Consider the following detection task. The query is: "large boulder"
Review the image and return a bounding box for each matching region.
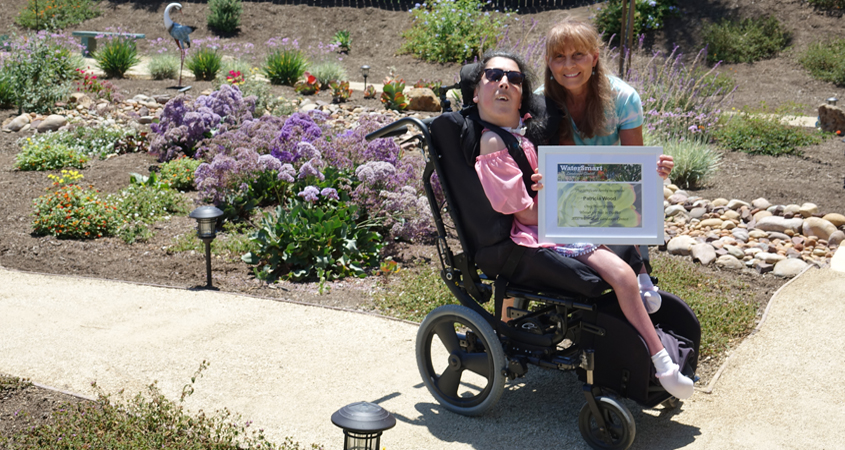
[803,217,837,241]
[36,115,67,133]
[3,114,31,132]
[406,88,440,112]
[818,103,845,134]
[756,216,804,234]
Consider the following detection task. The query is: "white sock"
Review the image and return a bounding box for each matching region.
[651,348,694,399]
[638,273,662,314]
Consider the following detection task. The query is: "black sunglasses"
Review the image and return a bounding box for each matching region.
[483,68,525,85]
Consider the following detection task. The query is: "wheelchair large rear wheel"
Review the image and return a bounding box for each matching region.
[578,396,636,450]
[416,304,506,416]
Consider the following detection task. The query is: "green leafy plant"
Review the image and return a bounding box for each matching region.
[399,0,513,63]
[15,0,100,30]
[308,60,347,88]
[32,180,120,239]
[242,198,383,282]
[380,77,408,111]
[294,71,320,95]
[644,133,721,189]
[94,35,141,78]
[332,29,350,53]
[3,31,81,114]
[186,46,222,81]
[702,16,790,64]
[806,0,845,9]
[363,84,377,99]
[594,0,680,42]
[17,125,147,163]
[712,105,825,156]
[264,47,308,86]
[799,38,845,86]
[207,0,242,34]
[159,156,202,191]
[329,80,352,103]
[0,71,14,108]
[148,52,180,80]
[15,136,88,171]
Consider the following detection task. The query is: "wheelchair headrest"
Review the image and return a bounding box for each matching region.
[459,63,480,109]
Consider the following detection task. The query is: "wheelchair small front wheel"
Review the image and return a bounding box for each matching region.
[578,396,636,450]
[416,304,506,416]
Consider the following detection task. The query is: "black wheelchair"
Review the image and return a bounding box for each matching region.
[365,81,700,450]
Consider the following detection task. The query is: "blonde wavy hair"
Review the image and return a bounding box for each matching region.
[544,18,614,141]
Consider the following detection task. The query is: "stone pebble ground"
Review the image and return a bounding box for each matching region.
[4,93,841,279]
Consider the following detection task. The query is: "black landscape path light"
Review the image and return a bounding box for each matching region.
[827,97,838,106]
[189,205,224,289]
[331,401,395,450]
[361,65,370,93]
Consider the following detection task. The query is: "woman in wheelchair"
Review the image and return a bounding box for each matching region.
[470,50,693,400]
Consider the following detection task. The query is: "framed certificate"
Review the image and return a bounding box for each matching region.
[537,145,664,245]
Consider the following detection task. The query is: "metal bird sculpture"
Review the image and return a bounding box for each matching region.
[164,2,196,88]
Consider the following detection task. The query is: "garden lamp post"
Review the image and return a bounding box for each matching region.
[361,65,370,93]
[331,402,395,450]
[189,205,224,289]
[827,97,838,106]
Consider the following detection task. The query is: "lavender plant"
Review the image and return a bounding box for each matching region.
[624,39,736,140]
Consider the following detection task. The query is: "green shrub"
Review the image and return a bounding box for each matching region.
[242,198,383,282]
[15,0,100,30]
[712,105,824,156]
[186,47,222,81]
[264,48,308,85]
[94,35,141,78]
[399,0,513,63]
[702,16,789,64]
[32,183,120,239]
[15,136,88,171]
[806,0,845,9]
[160,156,202,191]
[0,71,13,107]
[799,38,845,86]
[148,52,180,80]
[112,183,187,224]
[644,133,721,189]
[18,125,147,162]
[595,0,679,42]
[332,30,350,53]
[308,60,347,88]
[0,363,323,450]
[651,252,756,358]
[3,31,81,114]
[207,0,242,34]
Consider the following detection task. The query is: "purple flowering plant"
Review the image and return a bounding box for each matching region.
[150,85,256,162]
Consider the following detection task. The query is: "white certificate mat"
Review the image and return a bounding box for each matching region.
[537,145,663,245]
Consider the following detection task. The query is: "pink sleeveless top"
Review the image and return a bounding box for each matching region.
[474,131,597,257]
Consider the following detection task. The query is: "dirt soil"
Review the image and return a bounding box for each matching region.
[1,0,844,438]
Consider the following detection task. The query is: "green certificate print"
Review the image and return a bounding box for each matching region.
[557,183,643,228]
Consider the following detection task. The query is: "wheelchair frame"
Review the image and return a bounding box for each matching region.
[366,115,699,450]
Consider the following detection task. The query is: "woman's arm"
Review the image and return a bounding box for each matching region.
[620,126,674,180]
[513,170,543,225]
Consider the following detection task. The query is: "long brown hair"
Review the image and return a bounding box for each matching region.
[544,18,613,140]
